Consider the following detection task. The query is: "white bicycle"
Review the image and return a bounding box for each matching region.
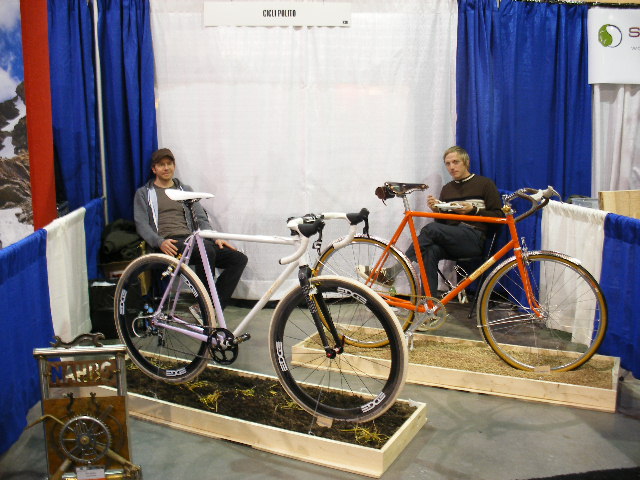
[115,190,408,423]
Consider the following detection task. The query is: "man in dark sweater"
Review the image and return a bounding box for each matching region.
[403,145,502,297]
[133,148,247,309]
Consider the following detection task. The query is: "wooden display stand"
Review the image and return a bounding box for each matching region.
[599,189,640,219]
[104,365,427,478]
[32,336,141,480]
[293,335,620,413]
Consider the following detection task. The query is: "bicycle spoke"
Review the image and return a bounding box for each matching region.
[314,236,419,344]
[478,253,607,371]
[270,276,407,423]
[115,254,214,383]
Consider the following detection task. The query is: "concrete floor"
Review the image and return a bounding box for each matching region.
[2,303,640,480]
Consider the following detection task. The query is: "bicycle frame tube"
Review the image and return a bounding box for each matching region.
[154,235,197,316]
[198,229,303,335]
[367,208,542,314]
[151,229,303,344]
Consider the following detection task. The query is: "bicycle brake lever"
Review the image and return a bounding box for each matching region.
[543,186,561,201]
[313,239,322,255]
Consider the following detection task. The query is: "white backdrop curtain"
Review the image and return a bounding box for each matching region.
[150,0,458,299]
[592,84,640,195]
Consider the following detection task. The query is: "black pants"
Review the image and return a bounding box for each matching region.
[405,222,484,296]
[170,236,248,310]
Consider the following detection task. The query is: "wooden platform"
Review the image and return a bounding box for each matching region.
[105,366,427,478]
[293,334,620,413]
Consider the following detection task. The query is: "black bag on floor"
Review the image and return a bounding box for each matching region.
[89,280,144,339]
[101,219,144,263]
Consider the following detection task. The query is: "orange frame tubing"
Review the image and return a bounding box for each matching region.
[365,208,540,315]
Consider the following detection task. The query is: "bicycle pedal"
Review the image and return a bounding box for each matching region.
[406,331,415,351]
[233,333,251,345]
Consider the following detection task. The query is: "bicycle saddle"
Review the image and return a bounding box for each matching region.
[375,182,428,201]
[165,189,214,202]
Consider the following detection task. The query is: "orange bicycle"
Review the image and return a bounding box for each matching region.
[314,183,607,372]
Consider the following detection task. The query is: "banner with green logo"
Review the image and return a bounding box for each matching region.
[588,8,640,84]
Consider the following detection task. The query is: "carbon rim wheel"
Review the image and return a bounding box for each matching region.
[114,253,215,383]
[269,276,408,423]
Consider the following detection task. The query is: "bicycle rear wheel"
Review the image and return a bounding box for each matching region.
[477,252,607,372]
[114,253,215,383]
[269,276,408,423]
[314,235,419,342]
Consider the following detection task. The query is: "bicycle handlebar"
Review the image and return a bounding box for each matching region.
[504,186,561,222]
[278,236,310,265]
[281,208,370,264]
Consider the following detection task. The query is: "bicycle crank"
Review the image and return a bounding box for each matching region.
[414,296,448,331]
[208,328,243,365]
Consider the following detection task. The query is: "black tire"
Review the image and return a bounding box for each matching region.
[114,253,215,383]
[477,251,608,372]
[269,276,408,423]
[314,235,419,341]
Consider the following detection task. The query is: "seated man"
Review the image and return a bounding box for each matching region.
[133,148,248,310]
[367,146,502,298]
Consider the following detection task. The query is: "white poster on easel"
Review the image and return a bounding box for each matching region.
[588,8,640,84]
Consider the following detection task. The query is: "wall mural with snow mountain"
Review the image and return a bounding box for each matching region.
[0,1,32,248]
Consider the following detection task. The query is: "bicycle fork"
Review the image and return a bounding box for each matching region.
[298,266,344,358]
[507,220,543,317]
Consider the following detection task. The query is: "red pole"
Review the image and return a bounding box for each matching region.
[20,0,57,230]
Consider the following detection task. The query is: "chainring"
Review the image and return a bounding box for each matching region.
[414,296,448,330]
[208,328,238,365]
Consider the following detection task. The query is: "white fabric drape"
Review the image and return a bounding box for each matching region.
[150,0,458,299]
[592,84,640,195]
[44,207,91,341]
[541,200,606,281]
[541,200,606,345]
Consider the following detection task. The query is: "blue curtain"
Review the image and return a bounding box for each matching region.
[84,197,105,279]
[599,214,640,378]
[457,0,592,199]
[48,0,101,209]
[48,0,157,222]
[0,230,54,455]
[98,0,157,222]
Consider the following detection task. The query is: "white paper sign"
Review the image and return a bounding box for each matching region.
[204,1,351,27]
[588,8,640,84]
[76,466,106,480]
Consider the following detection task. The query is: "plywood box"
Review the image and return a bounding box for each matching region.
[102,366,427,478]
[294,335,620,413]
[599,190,640,219]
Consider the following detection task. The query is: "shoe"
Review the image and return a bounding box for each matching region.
[356,265,395,287]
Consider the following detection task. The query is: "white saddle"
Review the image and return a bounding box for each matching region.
[165,189,214,202]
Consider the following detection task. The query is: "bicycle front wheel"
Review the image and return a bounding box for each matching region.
[477,252,607,372]
[269,276,408,423]
[314,235,419,341]
[114,253,215,383]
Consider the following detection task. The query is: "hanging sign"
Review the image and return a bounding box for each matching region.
[588,8,640,84]
[203,1,351,27]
